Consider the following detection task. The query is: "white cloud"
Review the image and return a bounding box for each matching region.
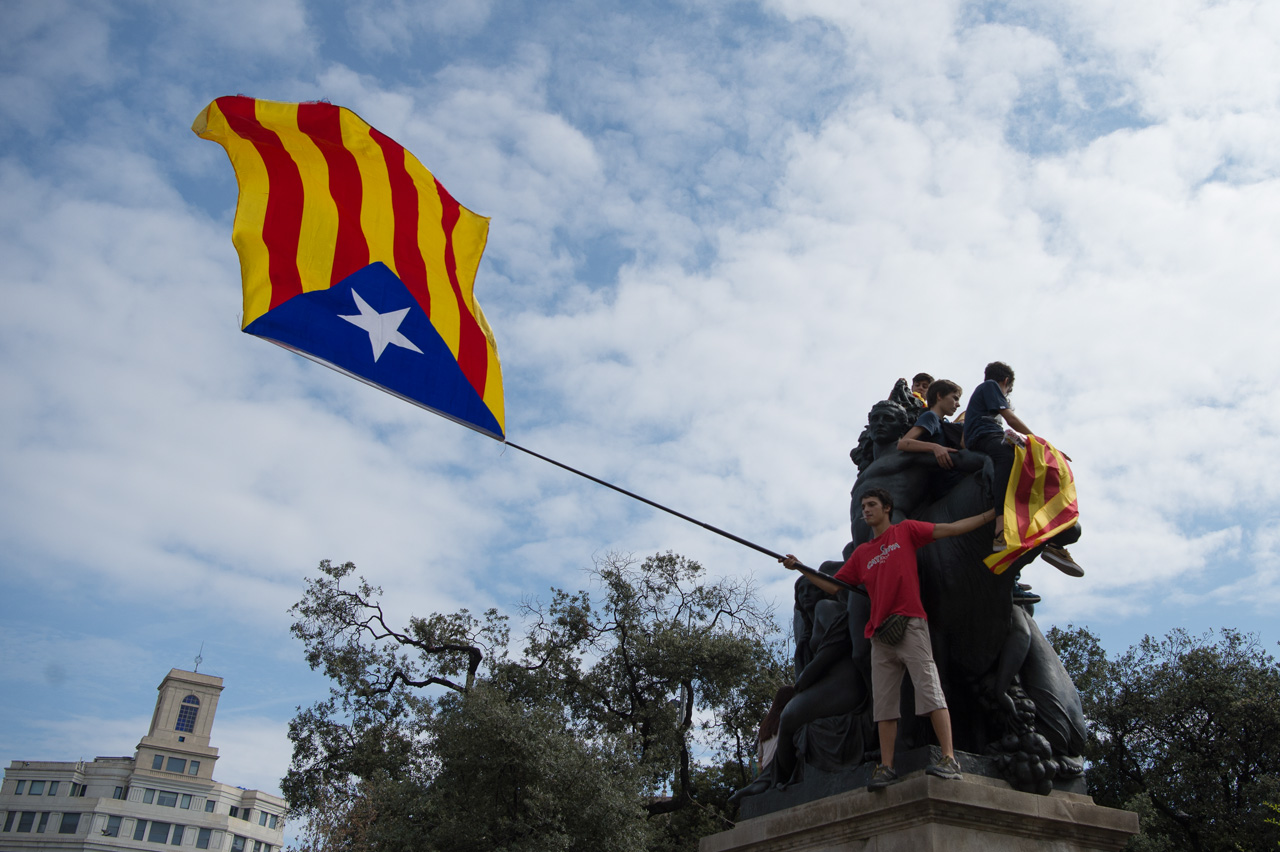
[208,715,291,797]
[342,0,495,54]
[0,1,114,134]
[161,0,316,64]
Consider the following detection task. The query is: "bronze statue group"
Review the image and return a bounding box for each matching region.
[738,362,1088,803]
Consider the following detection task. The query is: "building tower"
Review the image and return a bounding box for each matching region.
[0,669,285,852]
[136,670,223,782]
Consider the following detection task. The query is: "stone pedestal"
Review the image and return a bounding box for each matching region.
[701,773,1138,852]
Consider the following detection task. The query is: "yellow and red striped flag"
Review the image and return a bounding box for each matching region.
[193,96,505,439]
[985,435,1079,574]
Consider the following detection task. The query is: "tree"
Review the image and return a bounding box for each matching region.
[518,552,787,817]
[1049,625,1280,852]
[283,554,787,852]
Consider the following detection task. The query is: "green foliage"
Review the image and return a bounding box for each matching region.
[425,685,649,852]
[645,762,741,852]
[284,554,787,852]
[515,552,788,808]
[1048,625,1280,852]
[1265,801,1280,848]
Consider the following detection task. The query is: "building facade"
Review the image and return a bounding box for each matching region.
[0,669,286,852]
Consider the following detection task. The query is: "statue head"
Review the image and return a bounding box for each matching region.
[866,400,910,445]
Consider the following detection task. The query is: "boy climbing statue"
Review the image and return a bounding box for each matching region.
[963,361,1083,576]
[782,488,998,790]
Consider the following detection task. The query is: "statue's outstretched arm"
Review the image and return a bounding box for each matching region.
[949,450,994,474]
[795,643,849,692]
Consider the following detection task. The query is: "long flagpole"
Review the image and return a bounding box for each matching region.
[504,440,865,596]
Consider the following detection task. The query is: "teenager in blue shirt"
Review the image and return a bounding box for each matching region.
[963,362,1081,576]
[897,379,963,469]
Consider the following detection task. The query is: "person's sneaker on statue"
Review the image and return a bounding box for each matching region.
[1041,542,1084,577]
[868,764,900,791]
[926,754,963,781]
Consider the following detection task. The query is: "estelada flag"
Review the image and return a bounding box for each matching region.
[985,435,1079,574]
[193,96,505,440]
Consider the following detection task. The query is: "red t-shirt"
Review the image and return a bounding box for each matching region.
[834,520,936,638]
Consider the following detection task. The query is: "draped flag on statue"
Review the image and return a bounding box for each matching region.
[985,435,1079,574]
[193,96,505,439]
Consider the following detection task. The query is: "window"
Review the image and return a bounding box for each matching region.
[181,794,192,809]
[204,799,216,813]
[37,812,49,832]
[166,757,186,774]
[47,782,58,796]
[231,835,247,852]
[157,791,178,808]
[152,755,165,771]
[143,788,156,804]
[176,695,200,733]
[188,761,201,776]
[148,821,171,843]
[114,786,126,800]
[4,811,15,831]
[134,820,149,841]
[229,806,238,819]
[69,783,80,797]
[259,811,268,826]
[268,815,278,830]
[59,813,81,834]
[17,812,36,832]
[170,825,185,845]
[105,815,123,837]
[79,784,87,797]
[254,842,264,852]
[14,780,25,795]
[196,827,213,849]
[28,781,45,795]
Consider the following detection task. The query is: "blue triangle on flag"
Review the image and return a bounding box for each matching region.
[244,262,503,439]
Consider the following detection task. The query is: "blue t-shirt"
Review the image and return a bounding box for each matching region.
[963,379,1009,447]
[913,410,943,442]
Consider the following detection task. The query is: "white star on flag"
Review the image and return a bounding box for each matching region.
[339,289,424,362]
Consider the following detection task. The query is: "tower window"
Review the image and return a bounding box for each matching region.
[175,695,200,733]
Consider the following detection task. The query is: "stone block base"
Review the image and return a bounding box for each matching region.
[702,772,1138,852]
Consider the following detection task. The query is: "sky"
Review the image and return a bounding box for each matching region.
[3,0,1280,813]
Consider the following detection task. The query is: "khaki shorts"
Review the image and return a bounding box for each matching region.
[871,617,947,722]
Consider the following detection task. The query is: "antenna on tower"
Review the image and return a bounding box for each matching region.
[194,642,204,673]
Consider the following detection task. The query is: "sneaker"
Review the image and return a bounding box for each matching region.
[926,755,962,781]
[867,764,900,791]
[1012,586,1041,605]
[1042,544,1084,577]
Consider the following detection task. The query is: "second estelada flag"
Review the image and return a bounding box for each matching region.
[193,96,505,440]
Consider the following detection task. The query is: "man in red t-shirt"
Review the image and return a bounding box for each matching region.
[783,488,996,790]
